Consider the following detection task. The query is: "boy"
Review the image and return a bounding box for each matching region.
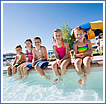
[32,37,49,79]
[7,45,26,76]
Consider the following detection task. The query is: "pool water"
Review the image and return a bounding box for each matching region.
[3,67,103,101]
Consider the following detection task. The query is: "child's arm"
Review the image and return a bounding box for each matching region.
[53,45,61,66]
[60,41,70,62]
[73,43,84,58]
[39,46,48,61]
[12,56,17,65]
[16,53,26,64]
[83,40,92,56]
[32,48,38,61]
[32,48,38,67]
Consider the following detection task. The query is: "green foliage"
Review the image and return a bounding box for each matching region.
[61,23,75,51]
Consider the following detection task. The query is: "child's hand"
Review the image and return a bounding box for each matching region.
[80,55,85,58]
[56,59,61,66]
[32,62,35,67]
[79,53,85,58]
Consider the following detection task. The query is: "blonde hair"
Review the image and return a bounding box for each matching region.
[52,29,62,43]
[74,27,85,33]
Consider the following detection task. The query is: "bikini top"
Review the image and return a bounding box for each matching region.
[76,39,88,53]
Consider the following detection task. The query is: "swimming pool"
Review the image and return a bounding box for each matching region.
[3,67,103,101]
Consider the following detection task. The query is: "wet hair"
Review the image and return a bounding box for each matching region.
[25,39,32,43]
[15,45,22,49]
[74,27,85,33]
[33,37,41,42]
[52,29,62,43]
[24,39,33,48]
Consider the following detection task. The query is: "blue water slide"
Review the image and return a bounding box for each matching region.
[79,22,91,32]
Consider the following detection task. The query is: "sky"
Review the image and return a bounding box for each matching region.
[3,3,103,54]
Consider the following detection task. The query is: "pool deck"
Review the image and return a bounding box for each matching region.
[3,55,103,72]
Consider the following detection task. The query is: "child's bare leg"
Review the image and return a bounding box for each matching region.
[60,58,71,75]
[12,66,17,75]
[16,66,23,79]
[82,56,91,86]
[20,66,24,76]
[52,61,60,76]
[34,65,50,80]
[19,62,30,76]
[74,58,83,75]
[21,66,29,81]
[83,56,91,75]
[52,61,61,84]
[74,58,84,85]
[7,66,12,76]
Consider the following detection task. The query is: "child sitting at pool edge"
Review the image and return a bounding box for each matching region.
[73,27,92,88]
[16,39,33,80]
[31,37,49,79]
[7,45,26,76]
[52,29,71,84]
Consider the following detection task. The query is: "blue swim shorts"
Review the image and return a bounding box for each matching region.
[26,59,49,69]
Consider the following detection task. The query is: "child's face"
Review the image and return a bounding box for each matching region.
[15,48,22,54]
[74,30,85,41]
[33,39,41,47]
[53,32,62,42]
[25,41,32,48]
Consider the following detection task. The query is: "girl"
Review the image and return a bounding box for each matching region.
[16,39,33,80]
[52,29,71,84]
[73,27,92,88]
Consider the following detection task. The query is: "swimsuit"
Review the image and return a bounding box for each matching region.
[26,49,33,69]
[55,41,70,59]
[26,50,33,62]
[26,59,49,69]
[77,39,88,53]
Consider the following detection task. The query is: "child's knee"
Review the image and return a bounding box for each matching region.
[17,66,20,70]
[52,62,57,69]
[83,57,91,64]
[23,66,28,71]
[34,65,39,70]
[75,59,82,66]
[61,64,66,69]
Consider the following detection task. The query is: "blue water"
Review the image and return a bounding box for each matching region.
[3,67,103,101]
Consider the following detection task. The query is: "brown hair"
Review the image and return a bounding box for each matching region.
[24,39,33,48]
[33,37,41,42]
[25,39,32,43]
[15,45,22,49]
[52,29,62,42]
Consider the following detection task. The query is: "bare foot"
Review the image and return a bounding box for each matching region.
[78,79,82,84]
[52,79,58,85]
[15,76,22,80]
[52,78,63,85]
[21,76,28,82]
[45,75,50,80]
[81,84,86,88]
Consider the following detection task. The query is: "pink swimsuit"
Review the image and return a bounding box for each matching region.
[26,50,33,62]
[55,41,70,59]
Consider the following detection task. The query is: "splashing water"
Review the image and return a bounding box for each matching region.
[3,67,103,101]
